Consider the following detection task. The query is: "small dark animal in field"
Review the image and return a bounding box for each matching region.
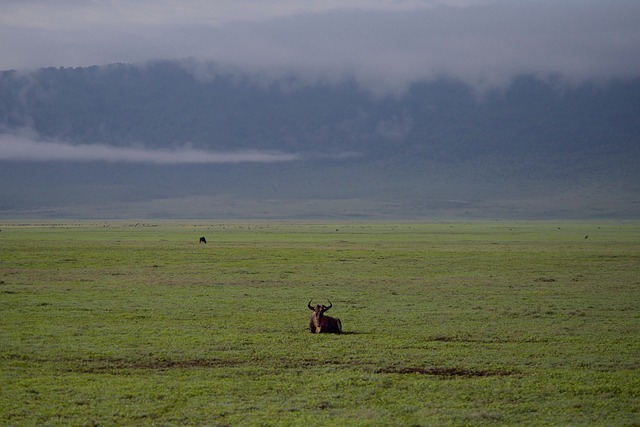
[308,300,342,334]
[199,236,207,244]
[584,235,589,239]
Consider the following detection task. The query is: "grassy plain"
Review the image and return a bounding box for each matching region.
[1,221,639,426]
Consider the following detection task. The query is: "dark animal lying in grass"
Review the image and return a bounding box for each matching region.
[308,300,342,334]
[199,237,207,244]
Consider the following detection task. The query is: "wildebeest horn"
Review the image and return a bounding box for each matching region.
[325,300,332,311]
[308,300,314,310]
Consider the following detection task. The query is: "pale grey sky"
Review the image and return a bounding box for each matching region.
[2,0,639,163]
[2,0,639,93]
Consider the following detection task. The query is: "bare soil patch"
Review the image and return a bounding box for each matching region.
[378,366,515,377]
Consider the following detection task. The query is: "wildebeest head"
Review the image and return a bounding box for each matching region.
[308,300,342,334]
[308,300,332,314]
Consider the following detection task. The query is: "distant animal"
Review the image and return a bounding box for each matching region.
[199,236,207,244]
[308,300,342,334]
[584,235,589,239]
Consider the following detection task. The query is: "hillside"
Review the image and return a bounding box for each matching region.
[1,61,639,219]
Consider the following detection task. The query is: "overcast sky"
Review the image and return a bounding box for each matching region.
[1,0,639,163]
[2,0,639,94]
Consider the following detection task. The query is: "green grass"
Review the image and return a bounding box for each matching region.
[1,221,639,425]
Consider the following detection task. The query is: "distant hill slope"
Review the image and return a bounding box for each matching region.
[1,61,638,219]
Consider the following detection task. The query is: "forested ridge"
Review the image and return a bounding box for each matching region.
[1,61,638,219]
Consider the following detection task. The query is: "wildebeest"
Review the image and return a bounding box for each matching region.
[199,236,207,244]
[308,300,342,334]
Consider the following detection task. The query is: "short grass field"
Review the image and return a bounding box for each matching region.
[1,221,639,426]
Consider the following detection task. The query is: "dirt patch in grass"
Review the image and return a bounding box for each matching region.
[428,335,547,343]
[73,358,243,373]
[378,366,515,378]
[6,354,241,373]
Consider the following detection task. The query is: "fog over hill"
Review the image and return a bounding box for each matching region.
[0,61,639,219]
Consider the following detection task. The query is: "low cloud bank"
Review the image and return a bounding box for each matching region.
[0,133,299,164]
[2,1,639,95]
